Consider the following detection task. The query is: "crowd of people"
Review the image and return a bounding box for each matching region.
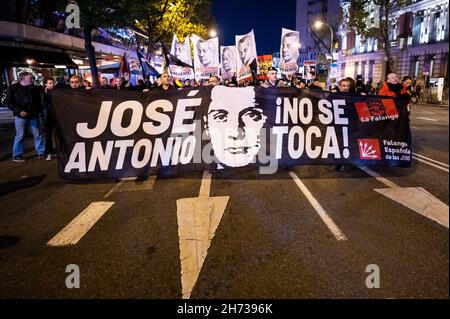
[5,68,417,163]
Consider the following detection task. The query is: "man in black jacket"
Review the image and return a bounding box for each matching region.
[6,71,45,162]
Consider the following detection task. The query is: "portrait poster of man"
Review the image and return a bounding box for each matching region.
[235,30,258,82]
[220,46,237,80]
[303,60,316,80]
[170,34,194,80]
[192,34,220,80]
[280,28,300,75]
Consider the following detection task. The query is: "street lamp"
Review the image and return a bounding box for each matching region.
[313,20,336,86]
[313,20,334,55]
[209,29,217,38]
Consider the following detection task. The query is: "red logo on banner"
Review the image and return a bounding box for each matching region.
[357,139,381,160]
[355,99,398,121]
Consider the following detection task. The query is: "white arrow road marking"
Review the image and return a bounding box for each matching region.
[289,171,348,241]
[176,171,230,299]
[47,201,114,246]
[359,166,449,228]
[375,187,449,228]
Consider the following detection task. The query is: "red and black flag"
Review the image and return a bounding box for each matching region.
[355,99,399,120]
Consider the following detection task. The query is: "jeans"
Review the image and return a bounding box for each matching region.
[13,116,45,157]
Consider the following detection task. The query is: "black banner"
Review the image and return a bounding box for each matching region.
[51,87,412,181]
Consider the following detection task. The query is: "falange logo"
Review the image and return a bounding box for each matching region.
[357,139,381,160]
[354,99,399,122]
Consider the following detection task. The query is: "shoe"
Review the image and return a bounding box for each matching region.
[38,154,45,160]
[12,155,25,162]
[45,154,52,161]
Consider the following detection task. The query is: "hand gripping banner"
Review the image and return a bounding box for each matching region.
[51,87,412,181]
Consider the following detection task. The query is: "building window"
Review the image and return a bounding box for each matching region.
[368,60,374,80]
[420,12,430,44]
[361,61,366,80]
[414,58,420,78]
[341,34,347,50]
[341,63,346,78]
[354,62,359,78]
[389,21,398,41]
[430,57,435,77]
[412,14,424,46]
[433,11,440,42]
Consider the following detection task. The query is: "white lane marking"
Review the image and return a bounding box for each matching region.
[410,126,420,130]
[47,201,114,246]
[413,156,449,173]
[139,175,157,190]
[418,110,434,114]
[177,170,229,299]
[116,175,157,192]
[103,181,124,198]
[416,117,438,122]
[413,153,449,168]
[289,171,347,241]
[358,166,449,228]
[358,166,398,188]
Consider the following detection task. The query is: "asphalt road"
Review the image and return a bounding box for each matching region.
[0,103,448,299]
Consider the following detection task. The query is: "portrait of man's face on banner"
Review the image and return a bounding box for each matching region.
[197,39,215,67]
[205,86,267,168]
[303,62,316,80]
[281,32,300,64]
[221,47,236,74]
[173,40,190,63]
[238,35,255,66]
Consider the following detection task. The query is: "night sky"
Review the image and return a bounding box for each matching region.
[211,0,297,55]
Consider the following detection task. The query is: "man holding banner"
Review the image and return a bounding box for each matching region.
[260,66,285,88]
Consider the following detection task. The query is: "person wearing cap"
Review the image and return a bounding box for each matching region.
[260,67,285,88]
